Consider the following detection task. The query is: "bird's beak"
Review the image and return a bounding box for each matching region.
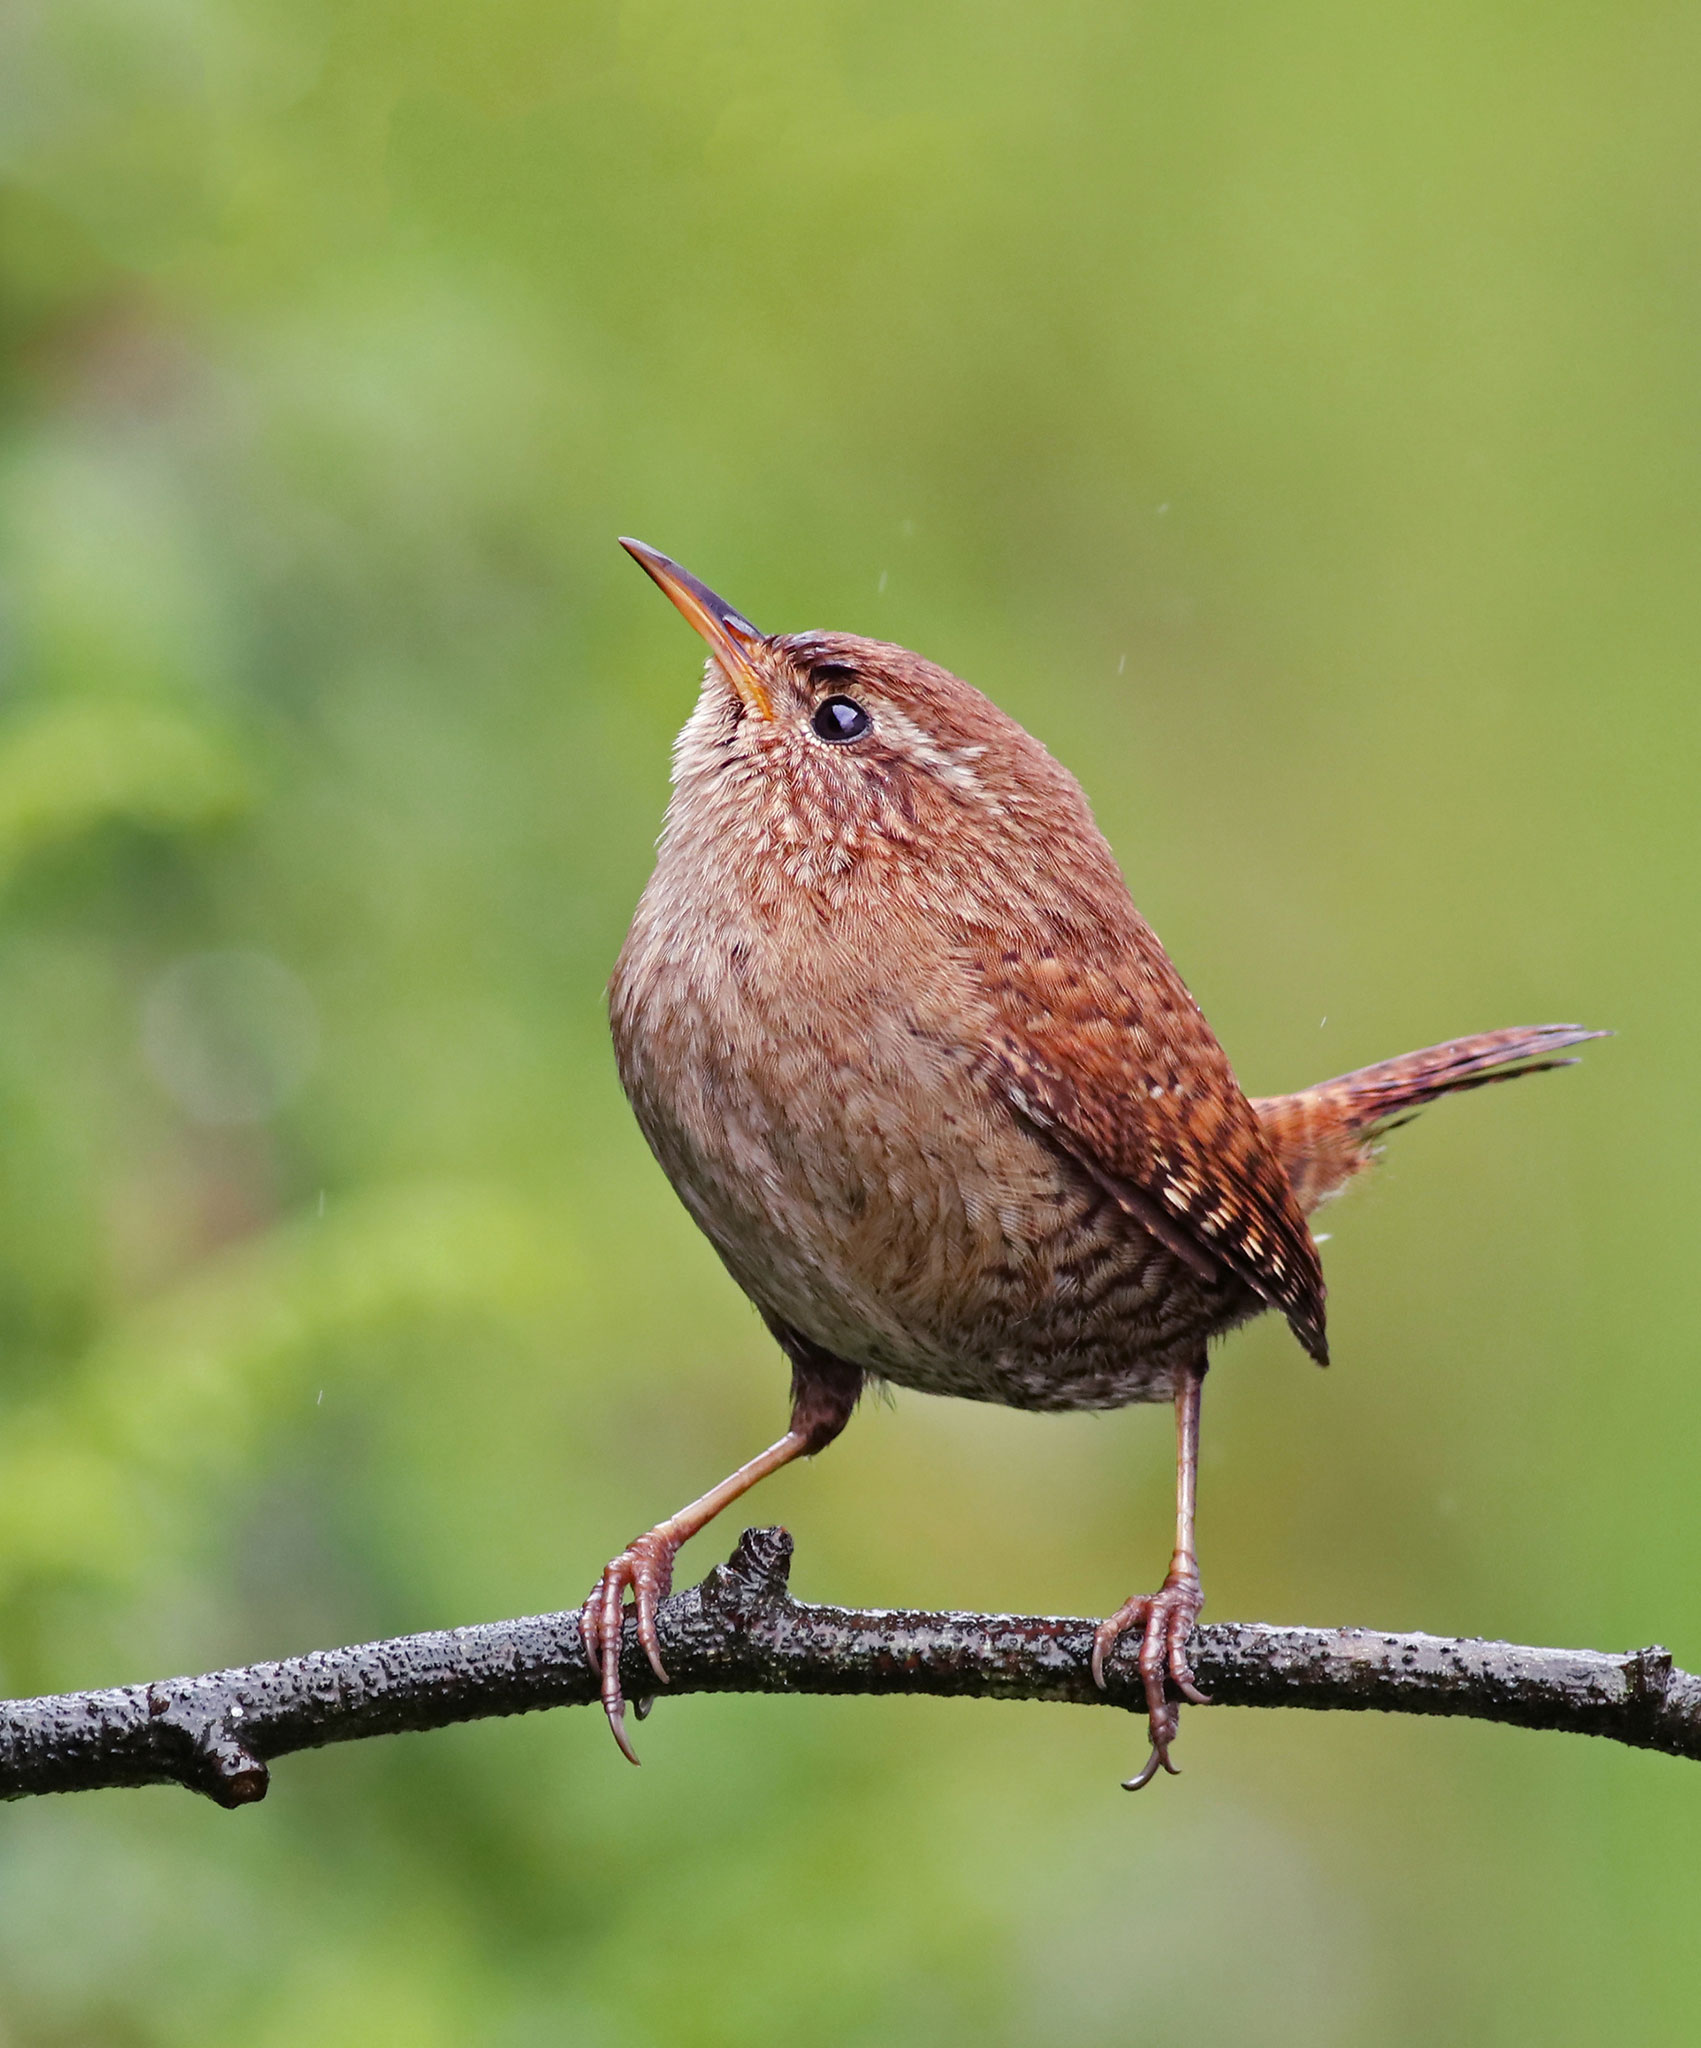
[620,538,774,721]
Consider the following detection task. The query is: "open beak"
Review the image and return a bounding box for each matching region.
[620,538,774,720]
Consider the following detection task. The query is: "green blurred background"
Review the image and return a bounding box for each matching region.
[0,1,1696,2040]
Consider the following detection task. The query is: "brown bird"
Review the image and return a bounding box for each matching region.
[586,539,1597,1786]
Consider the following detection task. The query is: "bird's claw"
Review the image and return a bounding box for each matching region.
[1091,1569,1208,1789]
[581,1527,680,1763]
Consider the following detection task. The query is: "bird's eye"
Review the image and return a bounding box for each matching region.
[811,695,871,744]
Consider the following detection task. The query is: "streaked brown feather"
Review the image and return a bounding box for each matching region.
[978,920,1330,1366]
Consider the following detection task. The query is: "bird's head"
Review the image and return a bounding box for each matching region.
[621,538,1100,904]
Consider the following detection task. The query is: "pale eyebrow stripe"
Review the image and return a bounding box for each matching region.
[874,704,988,797]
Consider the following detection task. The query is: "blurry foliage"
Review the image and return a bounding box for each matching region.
[0,0,1697,2042]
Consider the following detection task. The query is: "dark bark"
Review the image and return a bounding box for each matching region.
[0,1527,1693,1808]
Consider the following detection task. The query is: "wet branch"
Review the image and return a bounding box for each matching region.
[0,1527,1693,1807]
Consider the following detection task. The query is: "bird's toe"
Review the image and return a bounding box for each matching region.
[583,1528,682,1763]
[1096,1568,1206,1787]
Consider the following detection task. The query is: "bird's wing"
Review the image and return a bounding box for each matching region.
[974,919,1329,1364]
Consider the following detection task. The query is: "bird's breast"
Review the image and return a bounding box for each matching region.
[610,858,1236,1409]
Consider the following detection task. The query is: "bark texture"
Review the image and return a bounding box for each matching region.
[0,1527,1693,1808]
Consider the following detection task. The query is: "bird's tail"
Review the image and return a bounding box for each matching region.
[1251,1024,1604,1218]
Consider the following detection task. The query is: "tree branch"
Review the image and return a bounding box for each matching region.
[1,1527,1693,1806]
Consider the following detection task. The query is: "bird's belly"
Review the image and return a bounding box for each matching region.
[694,1136,1225,1410]
[615,955,1244,1411]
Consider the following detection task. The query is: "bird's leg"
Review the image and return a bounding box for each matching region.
[582,1344,860,1762]
[1091,1355,1211,1789]
[582,1429,810,1762]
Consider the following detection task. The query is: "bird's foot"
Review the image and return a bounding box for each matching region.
[1091,1566,1209,1790]
[580,1526,680,1763]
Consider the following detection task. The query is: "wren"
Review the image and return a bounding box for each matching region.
[584,538,1598,1786]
